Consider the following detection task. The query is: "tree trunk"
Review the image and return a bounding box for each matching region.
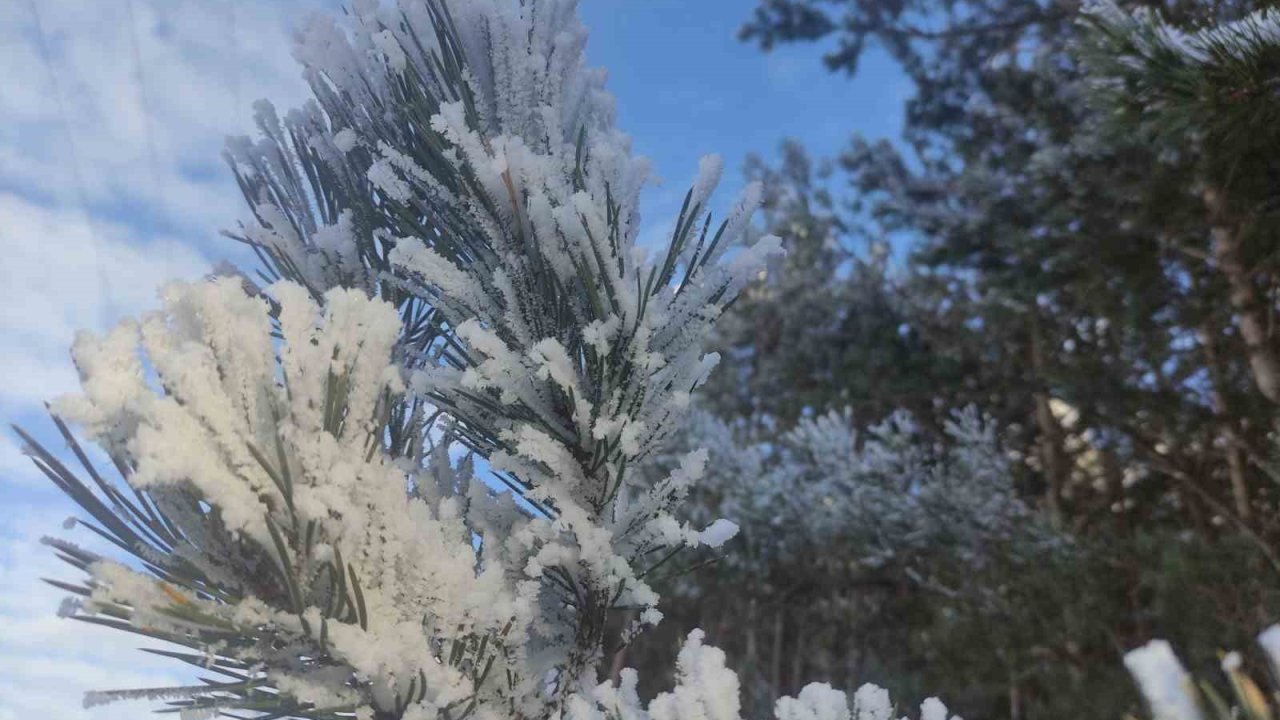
[770,609,784,699]
[790,614,804,697]
[1198,322,1252,522]
[1009,671,1023,720]
[1205,187,1280,403]
[1029,316,1067,529]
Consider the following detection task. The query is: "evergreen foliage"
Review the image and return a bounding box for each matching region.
[1081,1,1280,163]
[619,0,1280,717]
[15,1,1280,719]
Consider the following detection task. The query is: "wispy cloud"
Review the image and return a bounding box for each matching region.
[2,0,331,237]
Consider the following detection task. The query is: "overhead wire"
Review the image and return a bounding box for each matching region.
[124,0,167,226]
[24,0,119,323]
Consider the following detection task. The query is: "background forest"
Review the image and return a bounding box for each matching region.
[622,1,1280,719]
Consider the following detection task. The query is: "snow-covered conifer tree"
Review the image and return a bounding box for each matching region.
[22,2,967,719]
[672,407,1064,588]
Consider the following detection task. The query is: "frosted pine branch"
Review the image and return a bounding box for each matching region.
[1080,1,1280,151]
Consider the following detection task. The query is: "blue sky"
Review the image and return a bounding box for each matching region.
[0,1,907,716]
[578,0,908,219]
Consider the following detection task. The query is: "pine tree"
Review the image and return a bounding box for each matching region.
[628,406,1077,714]
[20,2,963,720]
[739,0,1280,538]
[1080,0,1280,407]
[699,142,974,431]
[1076,9,1280,719]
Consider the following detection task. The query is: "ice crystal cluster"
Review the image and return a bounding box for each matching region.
[26,1,965,719]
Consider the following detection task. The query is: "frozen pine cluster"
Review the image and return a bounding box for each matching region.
[26,1,967,719]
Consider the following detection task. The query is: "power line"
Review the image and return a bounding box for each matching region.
[227,0,245,121]
[124,0,166,223]
[24,0,118,323]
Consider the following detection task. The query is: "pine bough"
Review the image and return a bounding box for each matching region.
[1080,0,1280,148]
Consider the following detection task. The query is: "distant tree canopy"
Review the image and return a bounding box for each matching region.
[622,2,1280,719]
[735,0,1280,546]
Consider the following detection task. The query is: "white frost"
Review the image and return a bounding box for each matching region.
[1124,640,1202,720]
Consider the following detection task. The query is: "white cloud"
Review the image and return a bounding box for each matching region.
[1,0,334,239]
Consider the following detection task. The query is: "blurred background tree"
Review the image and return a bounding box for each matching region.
[626,1,1280,718]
